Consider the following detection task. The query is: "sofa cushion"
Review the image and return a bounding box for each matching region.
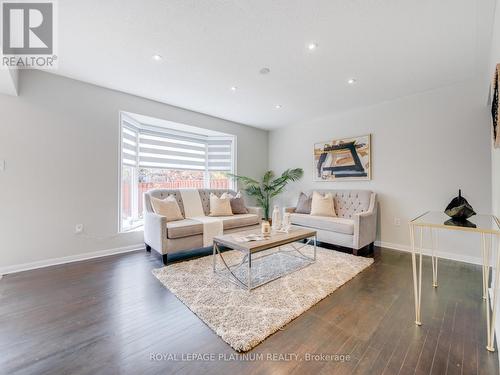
[219,214,260,230]
[310,191,337,217]
[146,190,186,217]
[295,192,312,214]
[167,219,203,239]
[166,214,259,239]
[150,195,184,222]
[209,193,234,216]
[226,191,249,214]
[290,213,354,235]
[198,189,238,216]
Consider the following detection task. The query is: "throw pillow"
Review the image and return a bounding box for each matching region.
[150,195,184,222]
[310,191,337,217]
[225,191,249,214]
[209,193,233,216]
[295,192,312,214]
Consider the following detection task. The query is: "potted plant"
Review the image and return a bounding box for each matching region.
[228,168,304,220]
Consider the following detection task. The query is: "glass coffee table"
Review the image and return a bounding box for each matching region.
[212,227,317,291]
[409,211,500,352]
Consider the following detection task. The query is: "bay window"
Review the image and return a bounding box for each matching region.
[120,114,235,231]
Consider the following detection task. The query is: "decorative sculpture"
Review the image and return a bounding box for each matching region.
[444,218,477,228]
[444,189,476,221]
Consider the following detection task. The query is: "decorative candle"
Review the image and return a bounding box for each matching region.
[261,221,271,236]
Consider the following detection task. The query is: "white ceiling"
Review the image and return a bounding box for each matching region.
[52,0,495,129]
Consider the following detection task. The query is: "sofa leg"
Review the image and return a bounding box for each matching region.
[145,243,151,252]
[162,254,168,265]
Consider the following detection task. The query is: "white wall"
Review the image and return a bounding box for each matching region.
[0,70,268,273]
[490,0,500,218]
[269,79,492,264]
[0,68,18,96]
[487,0,500,357]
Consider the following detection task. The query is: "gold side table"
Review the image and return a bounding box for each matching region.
[409,211,500,352]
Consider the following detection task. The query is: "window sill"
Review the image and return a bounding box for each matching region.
[120,225,144,233]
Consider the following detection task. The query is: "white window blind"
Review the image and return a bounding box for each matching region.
[139,131,207,170]
[121,120,234,172]
[121,123,139,166]
[207,139,233,171]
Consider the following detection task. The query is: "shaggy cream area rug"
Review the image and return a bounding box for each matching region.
[152,244,373,352]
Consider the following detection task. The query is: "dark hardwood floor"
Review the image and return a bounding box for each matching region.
[0,247,498,375]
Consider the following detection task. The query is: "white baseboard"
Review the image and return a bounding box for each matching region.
[375,240,482,266]
[0,244,145,276]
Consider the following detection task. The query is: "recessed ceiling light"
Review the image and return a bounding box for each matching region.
[274,104,282,109]
[260,67,271,75]
[230,86,237,91]
[347,78,357,85]
[308,42,318,50]
[152,54,163,61]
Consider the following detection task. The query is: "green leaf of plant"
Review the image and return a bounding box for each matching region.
[270,185,287,198]
[262,170,274,185]
[245,184,264,199]
[270,168,304,188]
[228,168,302,219]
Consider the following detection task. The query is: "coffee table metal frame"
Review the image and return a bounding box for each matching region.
[212,230,317,291]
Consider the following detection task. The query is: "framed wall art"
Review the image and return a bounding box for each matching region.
[313,134,371,181]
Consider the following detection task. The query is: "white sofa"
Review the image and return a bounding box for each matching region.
[285,190,377,255]
[143,189,262,264]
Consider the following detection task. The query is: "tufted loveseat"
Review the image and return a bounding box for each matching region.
[285,190,377,255]
[143,189,262,264]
